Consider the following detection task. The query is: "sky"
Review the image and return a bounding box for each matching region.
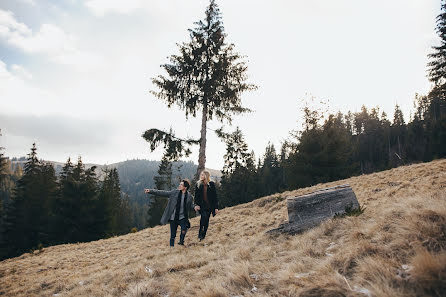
[0,0,441,170]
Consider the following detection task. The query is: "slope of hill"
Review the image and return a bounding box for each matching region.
[1,160,445,296]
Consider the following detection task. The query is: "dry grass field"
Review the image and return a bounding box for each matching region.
[1,159,445,297]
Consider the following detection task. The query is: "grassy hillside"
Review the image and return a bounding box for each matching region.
[1,159,445,297]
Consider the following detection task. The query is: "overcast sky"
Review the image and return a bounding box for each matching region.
[0,0,441,169]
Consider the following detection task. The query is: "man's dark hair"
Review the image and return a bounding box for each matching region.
[182,179,190,190]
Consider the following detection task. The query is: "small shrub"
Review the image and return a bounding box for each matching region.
[334,203,365,219]
[131,227,138,233]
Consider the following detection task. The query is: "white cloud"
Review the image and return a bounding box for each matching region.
[7,23,76,54]
[0,10,31,36]
[0,10,101,71]
[84,0,144,17]
[18,0,37,6]
[11,64,32,79]
[0,60,62,114]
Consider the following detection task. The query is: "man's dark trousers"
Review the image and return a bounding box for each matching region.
[170,218,188,246]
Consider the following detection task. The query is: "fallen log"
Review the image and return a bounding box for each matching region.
[267,184,360,234]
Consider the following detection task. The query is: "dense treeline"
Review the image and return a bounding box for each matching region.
[0,144,132,260]
[218,93,445,208]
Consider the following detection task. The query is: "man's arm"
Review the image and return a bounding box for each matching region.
[144,189,172,197]
[189,193,197,211]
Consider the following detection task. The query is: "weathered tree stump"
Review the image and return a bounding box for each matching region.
[267,184,360,234]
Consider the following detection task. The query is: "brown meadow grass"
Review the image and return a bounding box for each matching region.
[1,159,445,296]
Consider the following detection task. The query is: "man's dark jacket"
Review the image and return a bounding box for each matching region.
[194,181,218,216]
[148,189,195,225]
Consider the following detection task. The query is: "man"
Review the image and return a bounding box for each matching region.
[144,179,195,247]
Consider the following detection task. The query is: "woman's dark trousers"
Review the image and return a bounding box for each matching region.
[199,210,211,239]
[170,218,188,246]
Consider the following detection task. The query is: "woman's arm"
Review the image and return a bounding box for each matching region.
[211,182,218,207]
[211,182,219,213]
[194,184,202,207]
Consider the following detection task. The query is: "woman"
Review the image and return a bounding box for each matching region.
[144,179,195,247]
[194,170,218,241]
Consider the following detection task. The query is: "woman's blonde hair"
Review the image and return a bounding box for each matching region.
[197,170,211,186]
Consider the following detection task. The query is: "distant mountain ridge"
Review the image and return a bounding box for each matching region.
[10,158,222,181]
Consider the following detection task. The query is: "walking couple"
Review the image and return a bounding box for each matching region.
[144,170,218,247]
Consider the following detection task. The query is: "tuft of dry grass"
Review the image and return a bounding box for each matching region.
[0,159,445,296]
[410,250,446,296]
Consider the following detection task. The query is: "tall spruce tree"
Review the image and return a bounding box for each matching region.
[99,168,129,236]
[221,127,250,176]
[219,127,257,207]
[390,105,406,165]
[427,0,446,158]
[144,0,256,178]
[0,129,6,189]
[147,155,173,227]
[428,0,446,95]
[0,129,6,218]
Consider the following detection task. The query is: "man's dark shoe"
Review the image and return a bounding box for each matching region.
[178,241,184,245]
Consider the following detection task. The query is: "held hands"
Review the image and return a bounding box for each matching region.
[144,189,150,194]
[194,205,201,211]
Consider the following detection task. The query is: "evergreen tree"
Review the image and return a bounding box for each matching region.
[39,162,58,245]
[99,168,130,236]
[147,155,172,227]
[219,128,257,207]
[428,0,446,95]
[54,157,100,243]
[427,0,446,158]
[390,105,407,165]
[286,109,355,188]
[117,193,132,234]
[0,129,6,217]
[144,0,257,178]
[258,143,281,196]
[221,127,250,175]
[0,129,6,190]
[1,144,56,259]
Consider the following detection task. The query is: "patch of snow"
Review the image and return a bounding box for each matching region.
[396,264,413,280]
[401,264,412,271]
[326,242,336,251]
[294,272,314,278]
[249,273,259,281]
[353,285,372,297]
[145,266,153,274]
